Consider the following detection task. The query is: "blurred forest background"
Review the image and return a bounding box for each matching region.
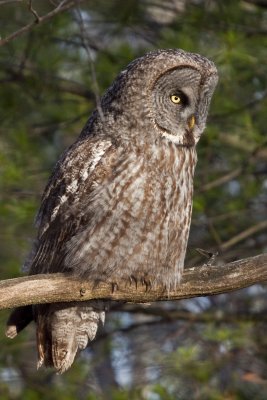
[0,0,267,399]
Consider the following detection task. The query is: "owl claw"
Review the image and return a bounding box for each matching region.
[111,282,119,293]
[142,278,152,292]
[129,275,138,290]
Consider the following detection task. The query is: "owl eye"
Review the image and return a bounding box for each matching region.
[170,95,181,104]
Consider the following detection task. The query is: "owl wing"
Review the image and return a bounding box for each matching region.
[6,136,116,341]
[24,136,116,275]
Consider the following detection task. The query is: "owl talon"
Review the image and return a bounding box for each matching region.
[145,279,152,292]
[129,275,138,290]
[111,282,119,293]
[141,277,152,292]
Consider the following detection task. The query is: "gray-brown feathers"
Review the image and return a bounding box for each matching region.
[35,301,105,374]
[7,49,218,373]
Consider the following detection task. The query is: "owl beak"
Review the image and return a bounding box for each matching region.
[187,115,195,131]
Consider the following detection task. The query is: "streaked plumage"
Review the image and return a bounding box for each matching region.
[6,49,218,373]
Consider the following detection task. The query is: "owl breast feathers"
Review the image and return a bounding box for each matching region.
[6,49,218,373]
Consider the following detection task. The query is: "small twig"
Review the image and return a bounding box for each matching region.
[220,220,267,251]
[1,62,94,99]
[218,133,267,159]
[195,248,219,267]
[197,167,242,193]
[0,0,23,4]
[0,0,86,47]
[197,136,267,194]
[75,6,105,121]
[212,89,267,120]
[28,0,40,22]
[207,218,223,247]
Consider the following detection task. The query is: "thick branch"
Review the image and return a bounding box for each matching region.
[0,253,266,310]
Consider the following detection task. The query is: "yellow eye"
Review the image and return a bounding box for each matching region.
[170,95,181,104]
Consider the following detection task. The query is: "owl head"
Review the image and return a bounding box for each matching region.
[99,49,218,147]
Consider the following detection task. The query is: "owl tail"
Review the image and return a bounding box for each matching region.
[35,301,106,374]
[6,302,105,374]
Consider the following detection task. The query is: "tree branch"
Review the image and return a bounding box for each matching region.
[122,305,267,323]
[196,167,242,193]
[0,60,95,100]
[0,253,266,310]
[0,0,86,47]
[220,221,267,251]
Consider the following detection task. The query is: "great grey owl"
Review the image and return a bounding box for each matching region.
[6,49,218,373]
